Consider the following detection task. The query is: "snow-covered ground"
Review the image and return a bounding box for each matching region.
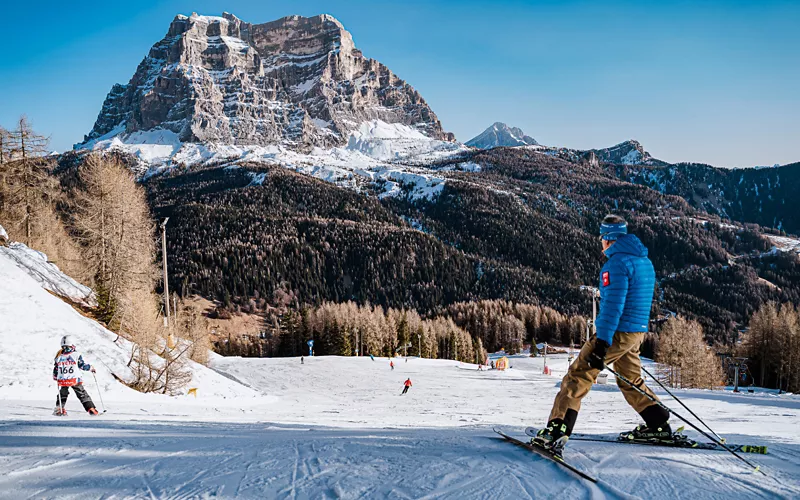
[1,237,800,498]
[77,120,470,201]
[0,241,96,308]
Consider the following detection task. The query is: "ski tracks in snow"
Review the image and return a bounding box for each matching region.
[0,420,799,498]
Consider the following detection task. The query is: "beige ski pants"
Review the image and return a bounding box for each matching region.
[549,332,660,421]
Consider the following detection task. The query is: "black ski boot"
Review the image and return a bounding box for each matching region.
[533,419,570,454]
[623,404,675,442]
[620,422,674,443]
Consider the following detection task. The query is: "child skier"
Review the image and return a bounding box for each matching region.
[402,378,412,395]
[53,335,99,416]
[390,360,395,370]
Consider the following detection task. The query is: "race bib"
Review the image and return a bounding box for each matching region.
[56,353,80,387]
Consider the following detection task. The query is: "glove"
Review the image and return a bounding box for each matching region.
[588,339,609,370]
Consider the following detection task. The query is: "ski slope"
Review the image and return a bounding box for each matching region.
[1,239,800,498]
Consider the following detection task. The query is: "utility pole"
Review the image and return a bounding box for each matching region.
[161,218,170,328]
[418,334,422,358]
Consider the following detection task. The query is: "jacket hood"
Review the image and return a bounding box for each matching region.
[604,233,648,258]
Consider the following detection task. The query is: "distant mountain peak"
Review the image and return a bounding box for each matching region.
[466,122,539,149]
[590,139,652,165]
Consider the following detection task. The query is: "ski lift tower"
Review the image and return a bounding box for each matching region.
[728,356,749,392]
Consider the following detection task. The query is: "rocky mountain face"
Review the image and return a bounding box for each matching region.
[589,140,660,165]
[466,122,538,149]
[78,12,453,150]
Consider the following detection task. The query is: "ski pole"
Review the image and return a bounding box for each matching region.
[57,383,64,416]
[93,372,106,413]
[640,365,726,443]
[604,364,765,475]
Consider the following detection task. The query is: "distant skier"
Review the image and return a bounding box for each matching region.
[533,215,669,452]
[390,360,395,370]
[301,356,304,365]
[370,354,375,361]
[401,378,412,395]
[478,364,484,371]
[53,335,99,416]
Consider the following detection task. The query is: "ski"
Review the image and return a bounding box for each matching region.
[524,428,767,455]
[572,433,767,454]
[493,428,598,483]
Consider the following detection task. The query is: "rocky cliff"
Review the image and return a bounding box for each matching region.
[79,12,454,150]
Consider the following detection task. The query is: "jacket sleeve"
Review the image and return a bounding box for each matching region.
[78,355,92,372]
[594,258,630,345]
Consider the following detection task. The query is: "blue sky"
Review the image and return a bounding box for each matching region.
[1,0,797,166]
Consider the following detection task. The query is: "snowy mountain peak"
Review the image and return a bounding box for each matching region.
[77,12,454,151]
[466,122,539,149]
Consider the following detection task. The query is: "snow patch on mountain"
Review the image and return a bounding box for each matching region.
[79,120,466,201]
[766,234,800,255]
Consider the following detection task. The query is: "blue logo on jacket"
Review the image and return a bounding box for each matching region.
[594,233,656,344]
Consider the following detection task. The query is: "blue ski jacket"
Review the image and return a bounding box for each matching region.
[594,233,656,344]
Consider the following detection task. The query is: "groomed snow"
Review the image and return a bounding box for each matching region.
[1,351,799,498]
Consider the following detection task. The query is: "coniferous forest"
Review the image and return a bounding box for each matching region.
[132,147,800,354]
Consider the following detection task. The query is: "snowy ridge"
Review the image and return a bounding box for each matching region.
[81,120,468,201]
[0,239,96,308]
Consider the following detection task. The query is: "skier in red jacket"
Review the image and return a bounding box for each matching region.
[402,378,412,395]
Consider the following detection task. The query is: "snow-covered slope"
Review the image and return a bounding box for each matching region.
[1,352,799,498]
[0,239,258,402]
[80,119,468,200]
[0,240,96,308]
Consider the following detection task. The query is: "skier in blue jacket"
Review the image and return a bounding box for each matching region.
[534,215,669,452]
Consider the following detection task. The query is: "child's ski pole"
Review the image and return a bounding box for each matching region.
[57,383,64,416]
[93,372,107,413]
